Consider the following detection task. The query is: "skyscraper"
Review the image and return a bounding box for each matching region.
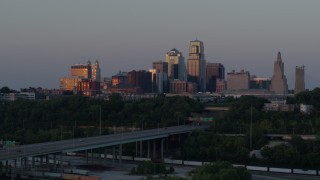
[270,52,288,95]
[295,66,305,94]
[92,60,101,82]
[206,63,225,92]
[152,61,168,93]
[165,49,187,81]
[187,40,206,92]
[71,60,92,79]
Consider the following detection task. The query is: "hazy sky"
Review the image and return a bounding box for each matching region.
[1,0,320,90]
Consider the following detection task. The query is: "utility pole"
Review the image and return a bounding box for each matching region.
[250,105,253,150]
[100,105,102,136]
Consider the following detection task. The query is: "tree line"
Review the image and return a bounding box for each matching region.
[0,94,203,144]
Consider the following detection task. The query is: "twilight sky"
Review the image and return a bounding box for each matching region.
[1,0,320,90]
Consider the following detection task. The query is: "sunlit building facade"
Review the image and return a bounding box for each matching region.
[187,40,206,92]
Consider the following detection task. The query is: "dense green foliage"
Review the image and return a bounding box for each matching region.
[0,94,203,144]
[191,161,251,180]
[261,136,320,169]
[131,161,174,175]
[182,89,320,169]
[183,131,249,163]
[216,90,320,137]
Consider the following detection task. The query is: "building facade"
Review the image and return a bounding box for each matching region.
[165,49,187,81]
[127,70,152,93]
[111,72,128,87]
[270,52,288,95]
[71,61,92,79]
[92,60,101,82]
[59,76,83,91]
[250,77,271,90]
[206,63,225,92]
[152,61,168,93]
[295,66,305,94]
[187,40,206,92]
[216,79,227,93]
[170,80,187,94]
[227,70,250,91]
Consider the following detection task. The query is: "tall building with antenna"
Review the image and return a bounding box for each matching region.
[270,52,288,95]
[295,65,305,94]
[187,40,206,92]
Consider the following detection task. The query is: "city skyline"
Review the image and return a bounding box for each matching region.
[1,1,320,90]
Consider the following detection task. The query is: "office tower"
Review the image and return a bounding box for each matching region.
[165,49,187,81]
[206,63,225,92]
[227,70,250,91]
[71,60,92,79]
[295,66,305,94]
[187,40,206,92]
[270,52,288,95]
[152,61,168,93]
[127,70,152,93]
[92,60,101,82]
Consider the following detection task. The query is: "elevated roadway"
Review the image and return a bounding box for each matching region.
[0,124,209,161]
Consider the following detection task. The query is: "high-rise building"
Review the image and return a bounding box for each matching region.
[295,66,305,94]
[227,70,250,91]
[270,52,288,95]
[127,70,152,93]
[206,63,225,92]
[92,60,101,82]
[165,49,187,81]
[152,61,168,93]
[71,61,92,79]
[187,40,206,92]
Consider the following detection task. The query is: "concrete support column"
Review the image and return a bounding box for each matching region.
[153,140,156,160]
[119,144,122,165]
[60,153,63,173]
[112,146,116,167]
[104,149,107,165]
[6,161,8,173]
[161,139,164,161]
[147,140,150,158]
[32,157,35,168]
[91,149,93,164]
[140,141,143,157]
[14,159,17,167]
[40,156,43,165]
[46,154,49,164]
[53,154,57,171]
[86,150,89,164]
[24,158,27,169]
[135,142,138,157]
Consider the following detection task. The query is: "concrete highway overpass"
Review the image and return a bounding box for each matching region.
[0,124,209,162]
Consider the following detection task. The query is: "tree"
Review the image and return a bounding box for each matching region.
[0,86,12,94]
[192,161,251,180]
